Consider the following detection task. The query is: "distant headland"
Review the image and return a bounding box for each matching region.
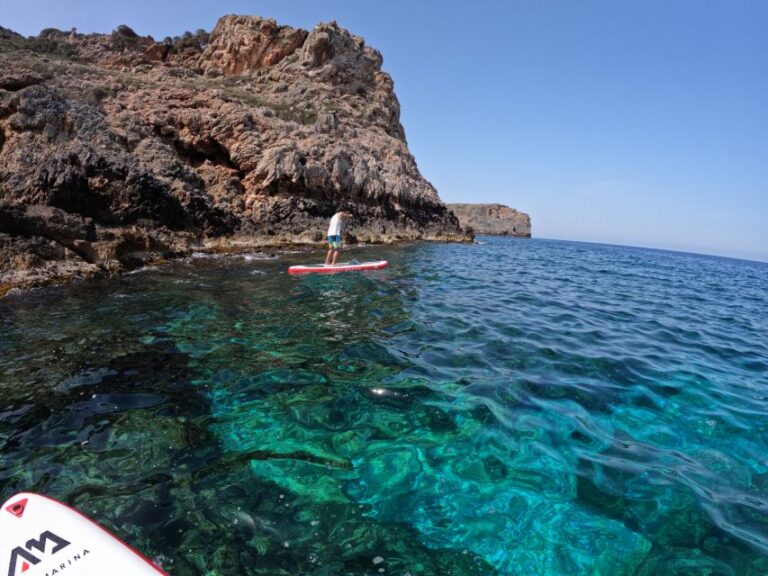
[448,204,531,237]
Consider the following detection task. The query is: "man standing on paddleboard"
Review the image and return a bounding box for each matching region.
[325,209,353,266]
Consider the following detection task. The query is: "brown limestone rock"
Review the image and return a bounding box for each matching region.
[0,15,469,291]
[144,42,172,62]
[197,16,308,76]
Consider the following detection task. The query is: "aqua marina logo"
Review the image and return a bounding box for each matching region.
[6,531,74,576]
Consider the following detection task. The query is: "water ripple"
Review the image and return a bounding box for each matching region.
[1,238,767,575]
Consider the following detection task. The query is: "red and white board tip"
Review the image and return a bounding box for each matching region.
[1,493,167,576]
[288,260,388,275]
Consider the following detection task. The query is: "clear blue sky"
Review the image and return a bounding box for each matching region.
[4,1,767,261]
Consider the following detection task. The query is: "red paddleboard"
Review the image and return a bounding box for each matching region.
[1,493,167,575]
[288,260,388,274]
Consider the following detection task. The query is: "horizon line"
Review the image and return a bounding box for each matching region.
[484,235,768,265]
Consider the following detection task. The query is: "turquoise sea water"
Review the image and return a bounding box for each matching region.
[1,237,767,575]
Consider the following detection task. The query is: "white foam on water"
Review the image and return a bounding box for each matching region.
[242,253,277,261]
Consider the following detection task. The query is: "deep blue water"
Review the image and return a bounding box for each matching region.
[1,237,767,575]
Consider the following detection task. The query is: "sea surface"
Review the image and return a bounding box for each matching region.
[1,237,767,575]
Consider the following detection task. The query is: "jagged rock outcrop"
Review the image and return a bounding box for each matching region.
[196,16,308,75]
[449,204,531,237]
[0,15,468,292]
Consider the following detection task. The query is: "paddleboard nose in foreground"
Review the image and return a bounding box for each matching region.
[1,492,168,575]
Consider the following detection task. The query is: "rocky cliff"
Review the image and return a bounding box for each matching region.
[0,17,468,291]
[449,204,531,237]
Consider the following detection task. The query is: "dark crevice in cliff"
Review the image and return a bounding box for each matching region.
[157,129,245,180]
[175,138,238,171]
[47,181,113,223]
[0,75,45,92]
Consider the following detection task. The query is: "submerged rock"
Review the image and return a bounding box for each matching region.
[0,15,469,291]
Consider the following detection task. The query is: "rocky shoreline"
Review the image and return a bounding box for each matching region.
[0,16,470,293]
